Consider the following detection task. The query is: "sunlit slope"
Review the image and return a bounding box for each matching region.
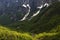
[0,26,60,40]
[0,26,33,40]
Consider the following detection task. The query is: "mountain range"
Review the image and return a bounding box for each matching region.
[0,1,60,40]
[0,0,59,25]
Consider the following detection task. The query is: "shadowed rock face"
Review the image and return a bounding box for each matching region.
[0,0,59,24]
[28,0,58,19]
[0,0,58,14]
[0,0,56,13]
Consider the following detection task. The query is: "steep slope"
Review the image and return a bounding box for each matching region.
[0,26,33,40]
[0,2,60,40]
[29,2,60,33]
[7,2,60,33]
[0,26,60,40]
[0,0,59,25]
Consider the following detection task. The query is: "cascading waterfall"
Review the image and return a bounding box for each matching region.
[20,4,31,21]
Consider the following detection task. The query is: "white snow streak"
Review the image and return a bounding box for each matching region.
[20,3,49,21]
[22,4,27,8]
[20,4,30,21]
[31,5,43,18]
[44,3,49,7]
[30,3,49,20]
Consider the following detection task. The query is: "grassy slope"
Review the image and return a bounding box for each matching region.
[0,26,33,40]
[0,26,60,40]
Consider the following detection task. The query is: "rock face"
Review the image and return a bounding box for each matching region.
[0,0,58,14]
[27,0,58,19]
[0,0,59,24]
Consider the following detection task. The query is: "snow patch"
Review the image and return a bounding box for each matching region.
[31,5,43,18]
[32,10,40,17]
[29,3,49,20]
[22,4,27,8]
[37,5,43,9]
[44,3,49,7]
[20,3,49,21]
[20,4,30,21]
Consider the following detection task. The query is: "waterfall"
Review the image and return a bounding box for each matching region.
[20,4,31,21]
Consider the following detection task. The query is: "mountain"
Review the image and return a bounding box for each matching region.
[0,1,60,40]
[6,2,60,33]
[0,0,59,25]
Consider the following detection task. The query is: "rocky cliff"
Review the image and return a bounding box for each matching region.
[0,0,59,24]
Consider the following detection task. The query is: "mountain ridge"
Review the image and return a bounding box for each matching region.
[5,2,60,33]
